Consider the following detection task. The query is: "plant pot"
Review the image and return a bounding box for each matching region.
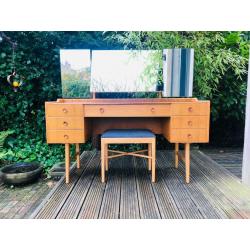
[0,162,42,185]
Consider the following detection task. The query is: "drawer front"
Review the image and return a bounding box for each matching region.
[171,102,210,116]
[171,116,209,129]
[84,104,170,117]
[46,117,84,130]
[45,103,84,117]
[170,129,209,143]
[47,130,85,143]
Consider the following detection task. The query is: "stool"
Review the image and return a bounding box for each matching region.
[101,129,156,183]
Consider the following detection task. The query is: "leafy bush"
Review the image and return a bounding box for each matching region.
[0,32,119,172]
[108,31,250,146]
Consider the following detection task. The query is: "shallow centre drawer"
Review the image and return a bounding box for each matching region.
[84,104,170,117]
[46,117,84,130]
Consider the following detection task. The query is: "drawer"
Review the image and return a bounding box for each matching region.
[84,104,170,117]
[169,129,209,143]
[47,130,85,143]
[170,116,209,129]
[45,103,84,117]
[171,102,210,116]
[46,117,84,130]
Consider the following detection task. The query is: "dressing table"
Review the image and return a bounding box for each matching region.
[45,97,210,183]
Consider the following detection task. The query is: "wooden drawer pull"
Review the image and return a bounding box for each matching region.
[151,108,155,113]
[99,108,104,113]
[64,135,69,139]
[188,121,193,126]
[187,134,192,138]
[62,108,68,113]
[188,107,193,112]
[63,121,68,127]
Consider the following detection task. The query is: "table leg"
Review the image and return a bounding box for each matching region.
[101,141,105,183]
[148,143,152,171]
[151,140,156,182]
[105,143,108,171]
[184,143,190,183]
[65,143,70,184]
[75,143,80,169]
[175,143,179,168]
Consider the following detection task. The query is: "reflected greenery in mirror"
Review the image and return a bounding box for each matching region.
[91,50,162,92]
[60,49,91,98]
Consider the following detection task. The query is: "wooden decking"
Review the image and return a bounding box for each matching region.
[202,148,242,179]
[31,150,250,219]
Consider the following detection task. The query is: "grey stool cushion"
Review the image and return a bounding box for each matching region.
[101,129,155,138]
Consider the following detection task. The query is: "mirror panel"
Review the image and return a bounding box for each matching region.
[90,50,162,92]
[163,48,194,97]
[60,49,91,98]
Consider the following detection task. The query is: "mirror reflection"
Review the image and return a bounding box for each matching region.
[60,49,91,98]
[91,50,162,92]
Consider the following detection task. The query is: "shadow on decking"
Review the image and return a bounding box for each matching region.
[30,150,250,219]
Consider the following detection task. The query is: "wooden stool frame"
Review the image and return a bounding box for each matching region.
[101,137,156,183]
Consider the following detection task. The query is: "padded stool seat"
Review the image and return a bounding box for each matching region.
[101,129,156,183]
[101,129,155,138]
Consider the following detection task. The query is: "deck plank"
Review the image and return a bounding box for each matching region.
[159,152,227,219]
[141,156,182,219]
[98,157,122,219]
[56,153,100,219]
[134,157,161,219]
[157,152,203,219]
[77,168,106,219]
[31,150,250,219]
[120,156,140,219]
[33,151,95,219]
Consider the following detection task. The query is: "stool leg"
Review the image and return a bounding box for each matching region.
[184,143,190,183]
[151,140,156,183]
[101,141,105,183]
[148,143,152,171]
[65,143,70,184]
[175,143,179,168]
[76,143,80,169]
[105,144,108,171]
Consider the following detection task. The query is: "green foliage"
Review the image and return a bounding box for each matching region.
[108,31,250,146]
[0,129,14,160]
[0,32,119,171]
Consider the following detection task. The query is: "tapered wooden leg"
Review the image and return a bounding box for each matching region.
[101,140,105,183]
[105,144,108,171]
[65,143,70,184]
[184,143,190,183]
[175,143,179,168]
[76,143,80,169]
[151,140,156,182]
[148,143,152,171]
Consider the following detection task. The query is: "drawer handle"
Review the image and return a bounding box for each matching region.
[188,107,193,112]
[151,108,155,113]
[63,121,68,127]
[99,108,104,113]
[64,135,69,139]
[187,134,192,138]
[62,108,68,113]
[188,121,192,126]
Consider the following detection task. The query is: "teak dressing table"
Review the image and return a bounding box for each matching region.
[45,98,210,183]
